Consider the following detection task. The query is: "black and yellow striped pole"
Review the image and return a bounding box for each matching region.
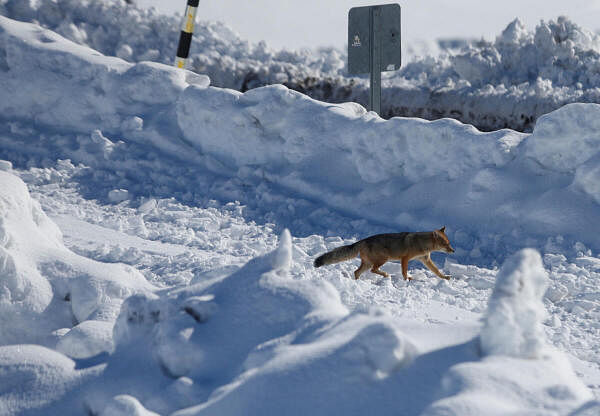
[174,0,199,69]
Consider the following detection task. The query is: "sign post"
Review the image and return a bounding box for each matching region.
[174,0,200,69]
[348,4,401,115]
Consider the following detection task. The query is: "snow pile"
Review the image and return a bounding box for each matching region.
[0,15,207,136]
[1,15,600,260]
[423,249,592,416]
[6,1,600,130]
[0,0,346,91]
[175,85,600,256]
[0,168,154,351]
[57,230,418,415]
[525,103,600,206]
[1,227,594,415]
[0,170,57,322]
[480,249,548,357]
[0,344,102,415]
[423,352,593,416]
[375,16,600,131]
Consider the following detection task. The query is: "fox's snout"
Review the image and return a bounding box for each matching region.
[446,245,455,253]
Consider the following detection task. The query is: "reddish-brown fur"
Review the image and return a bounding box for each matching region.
[314,227,455,281]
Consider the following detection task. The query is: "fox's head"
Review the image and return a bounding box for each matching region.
[435,226,455,253]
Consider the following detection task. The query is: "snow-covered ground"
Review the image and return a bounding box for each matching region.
[1,9,600,416]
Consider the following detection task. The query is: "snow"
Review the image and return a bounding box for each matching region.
[422,350,592,416]
[6,1,600,132]
[4,13,600,256]
[0,7,600,416]
[480,249,549,358]
[0,168,154,346]
[56,319,115,359]
[100,395,160,416]
[0,344,102,415]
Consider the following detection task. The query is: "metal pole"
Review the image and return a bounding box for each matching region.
[174,0,200,69]
[369,6,381,115]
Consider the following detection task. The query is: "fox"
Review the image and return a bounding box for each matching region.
[314,227,455,281]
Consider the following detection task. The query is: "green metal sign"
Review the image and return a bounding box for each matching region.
[348,4,401,115]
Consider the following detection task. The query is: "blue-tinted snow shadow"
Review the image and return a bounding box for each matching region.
[0,124,539,268]
[390,337,480,415]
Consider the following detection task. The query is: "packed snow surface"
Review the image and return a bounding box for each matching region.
[0,11,600,416]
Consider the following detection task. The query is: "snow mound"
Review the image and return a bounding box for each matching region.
[0,170,57,314]
[100,395,159,416]
[480,249,548,358]
[1,15,600,259]
[56,320,114,359]
[7,1,600,131]
[0,15,208,136]
[423,351,593,416]
[81,230,417,415]
[0,344,101,415]
[0,169,154,346]
[422,251,594,415]
[526,103,600,173]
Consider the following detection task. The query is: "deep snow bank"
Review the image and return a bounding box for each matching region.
[0,0,346,91]
[176,86,600,257]
[6,1,600,131]
[203,16,600,132]
[0,167,154,348]
[1,15,599,261]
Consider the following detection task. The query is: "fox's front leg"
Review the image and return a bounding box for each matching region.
[421,256,450,280]
[371,259,390,278]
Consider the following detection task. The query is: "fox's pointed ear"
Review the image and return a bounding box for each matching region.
[439,226,446,233]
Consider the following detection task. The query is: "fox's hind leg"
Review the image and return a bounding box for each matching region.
[401,256,412,280]
[354,259,371,280]
[371,259,390,278]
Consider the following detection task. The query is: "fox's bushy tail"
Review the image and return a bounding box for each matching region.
[314,243,360,268]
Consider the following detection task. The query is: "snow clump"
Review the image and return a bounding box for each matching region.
[480,248,549,358]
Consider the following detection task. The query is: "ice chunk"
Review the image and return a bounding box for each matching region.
[108,189,130,203]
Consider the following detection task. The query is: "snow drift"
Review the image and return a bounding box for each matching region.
[81,229,419,415]
[6,1,600,131]
[1,226,592,415]
[0,168,154,348]
[1,15,599,261]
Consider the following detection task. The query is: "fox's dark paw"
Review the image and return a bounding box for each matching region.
[442,275,451,280]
